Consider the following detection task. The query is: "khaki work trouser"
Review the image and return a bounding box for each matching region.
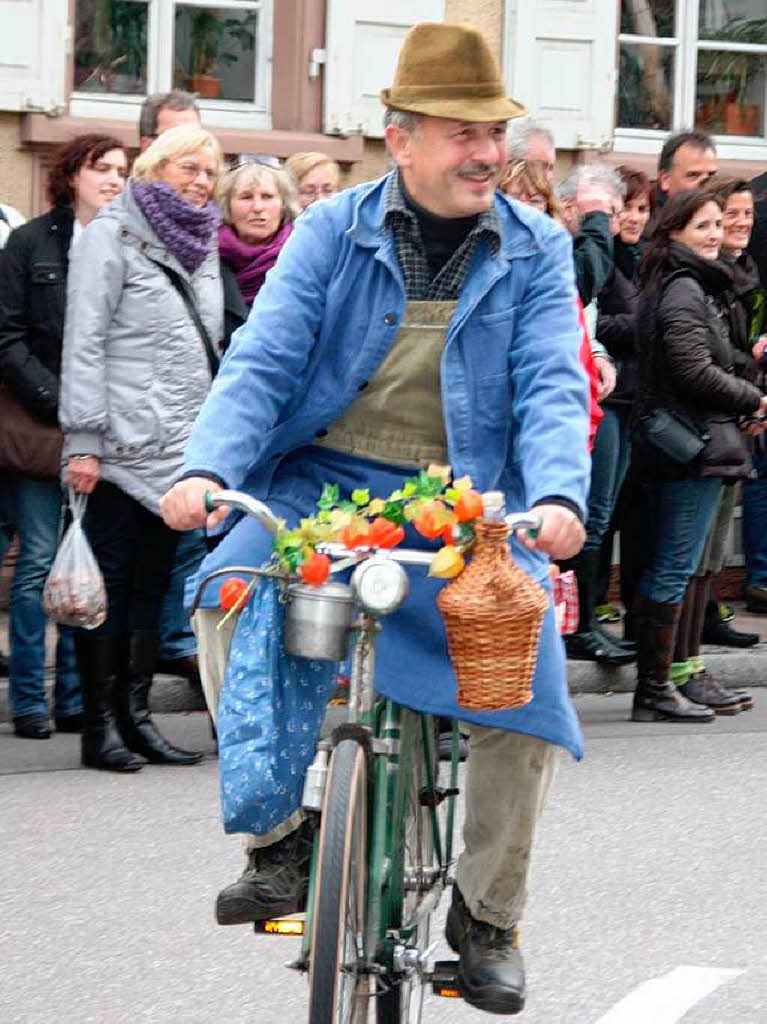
[193,607,560,925]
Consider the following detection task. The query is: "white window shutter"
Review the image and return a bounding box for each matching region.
[0,0,67,113]
[324,0,445,138]
[509,0,619,150]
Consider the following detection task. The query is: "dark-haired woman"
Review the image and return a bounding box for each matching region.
[631,190,767,723]
[0,134,127,740]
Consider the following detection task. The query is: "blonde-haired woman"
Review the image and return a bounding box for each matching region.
[218,161,299,309]
[59,124,224,772]
[499,159,559,218]
[285,151,340,211]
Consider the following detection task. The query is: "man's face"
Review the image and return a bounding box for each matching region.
[386,116,507,218]
[139,104,201,151]
[524,133,556,184]
[659,143,717,196]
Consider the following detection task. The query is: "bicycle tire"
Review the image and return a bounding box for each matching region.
[308,738,370,1024]
[376,715,440,1024]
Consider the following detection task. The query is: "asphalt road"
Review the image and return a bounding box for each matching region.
[1,693,766,1024]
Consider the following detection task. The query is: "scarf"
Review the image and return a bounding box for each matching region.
[131,181,219,275]
[218,221,293,305]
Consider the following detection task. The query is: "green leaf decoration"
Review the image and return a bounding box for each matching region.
[351,488,370,506]
[382,501,406,525]
[317,482,340,510]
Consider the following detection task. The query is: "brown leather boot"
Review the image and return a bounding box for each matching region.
[632,597,714,723]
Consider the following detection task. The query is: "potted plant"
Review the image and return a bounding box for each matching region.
[696,16,766,137]
[175,8,256,99]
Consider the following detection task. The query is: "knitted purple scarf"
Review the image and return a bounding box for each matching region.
[218,220,292,305]
[131,181,220,275]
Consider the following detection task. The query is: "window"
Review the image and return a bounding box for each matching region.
[72,0,271,125]
[618,0,767,142]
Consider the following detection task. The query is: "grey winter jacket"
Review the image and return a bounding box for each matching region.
[59,186,223,513]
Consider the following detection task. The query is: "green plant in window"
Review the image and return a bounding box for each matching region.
[176,7,256,81]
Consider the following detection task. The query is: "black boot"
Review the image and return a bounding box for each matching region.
[562,548,635,665]
[216,819,315,925]
[631,597,714,723]
[75,633,143,773]
[445,885,525,1015]
[115,631,203,766]
[679,672,742,715]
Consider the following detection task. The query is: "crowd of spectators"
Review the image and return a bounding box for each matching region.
[1,92,766,763]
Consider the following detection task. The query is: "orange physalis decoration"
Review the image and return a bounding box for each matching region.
[368,517,405,548]
[300,551,331,588]
[340,522,370,549]
[220,577,249,611]
[454,489,484,523]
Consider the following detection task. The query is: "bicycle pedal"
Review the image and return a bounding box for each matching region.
[254,915,306,936]
[432,960,461,998]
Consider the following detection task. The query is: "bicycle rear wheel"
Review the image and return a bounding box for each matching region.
[377,714,440,1024]
[308,739,370,1024]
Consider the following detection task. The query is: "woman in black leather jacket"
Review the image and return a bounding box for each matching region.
[0,134,127,740]
[631,189,766,725]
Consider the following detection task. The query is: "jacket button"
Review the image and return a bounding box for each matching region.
[115,444,124,454]
[315,429,328,438]
[383,313,397,326]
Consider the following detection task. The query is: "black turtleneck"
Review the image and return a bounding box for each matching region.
[402,182,479,280]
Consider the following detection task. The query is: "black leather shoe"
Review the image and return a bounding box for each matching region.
[632,681,714,722]
[701,608,759,648]
[13,713,51,739]
[445,886,525,1015]
[0,650,8,677]
[565,630,636,666]
[216,821,314,925]
[744,584,767,614]
[55,713,85,733]
[593,622,637,652]
[679,673,742,715]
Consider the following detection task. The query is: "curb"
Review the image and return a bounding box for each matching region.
[2,643,765,722]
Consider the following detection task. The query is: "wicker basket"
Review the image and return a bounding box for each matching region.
[437,521,548,711]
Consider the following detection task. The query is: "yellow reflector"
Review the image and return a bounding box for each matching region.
[434,987,461,999]
[262,919,305,935]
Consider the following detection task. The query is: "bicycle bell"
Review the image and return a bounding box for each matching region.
[283,581,354,662]
[351,556,409,617]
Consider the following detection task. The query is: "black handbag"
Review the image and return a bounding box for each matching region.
[639,407,709,464]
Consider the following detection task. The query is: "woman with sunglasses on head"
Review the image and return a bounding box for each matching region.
[0,133,127,741]
[59,124,224,772]
[217,161,299,319]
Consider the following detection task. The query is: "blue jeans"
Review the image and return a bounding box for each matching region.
[638,478,723,604]
[742,450,767,587]
[8,475,81,719]
[585,406,631,552]
[159,528,206,660]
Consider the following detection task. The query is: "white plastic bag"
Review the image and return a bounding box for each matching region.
[43,488,107,630]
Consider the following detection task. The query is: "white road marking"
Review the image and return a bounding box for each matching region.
[593,965,745,1024]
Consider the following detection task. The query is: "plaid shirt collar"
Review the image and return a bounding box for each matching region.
[382,172,501,301]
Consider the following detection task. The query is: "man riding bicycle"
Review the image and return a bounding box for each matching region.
[161,22,589,1015]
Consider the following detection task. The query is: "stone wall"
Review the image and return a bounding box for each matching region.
[0,113,34,218]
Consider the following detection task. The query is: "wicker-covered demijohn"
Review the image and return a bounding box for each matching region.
[437,521,549,711]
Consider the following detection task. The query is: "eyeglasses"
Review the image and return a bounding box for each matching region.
[299,185,337,199]
[170,160,217,183]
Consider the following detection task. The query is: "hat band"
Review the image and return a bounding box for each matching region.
[388,81,505,101]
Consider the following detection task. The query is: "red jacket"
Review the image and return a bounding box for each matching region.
[577,297,603,451]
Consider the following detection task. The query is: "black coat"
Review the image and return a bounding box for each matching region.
[634,243,762,482]
[748,170,767,289]
[0,205,73,422]
[596,240,640,405]
[219,259,248,353]
[573,211,613,306]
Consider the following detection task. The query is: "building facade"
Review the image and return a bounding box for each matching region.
[1,0,764,217]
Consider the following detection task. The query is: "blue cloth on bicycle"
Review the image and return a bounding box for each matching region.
[217,576,336,835]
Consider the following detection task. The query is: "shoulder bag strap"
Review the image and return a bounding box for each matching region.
[151,260,220,378]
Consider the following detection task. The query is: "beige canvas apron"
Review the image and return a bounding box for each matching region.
[316,300,457,467]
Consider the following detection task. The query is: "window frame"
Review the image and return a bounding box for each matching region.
[614,0,767,159]
[69,0,273,129]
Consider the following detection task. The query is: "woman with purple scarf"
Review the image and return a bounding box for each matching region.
[217,162,299,319]
[59,125,224,773]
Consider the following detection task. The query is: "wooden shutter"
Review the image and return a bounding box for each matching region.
[323,0,445,137]
[0,0,67,112]
[509,0,619,149]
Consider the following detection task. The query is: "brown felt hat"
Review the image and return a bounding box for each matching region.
[381,22,527,123]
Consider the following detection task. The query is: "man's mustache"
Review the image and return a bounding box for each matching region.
[457,162,500,176]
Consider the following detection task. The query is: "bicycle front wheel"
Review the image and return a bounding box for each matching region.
[308,738,369,1024]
